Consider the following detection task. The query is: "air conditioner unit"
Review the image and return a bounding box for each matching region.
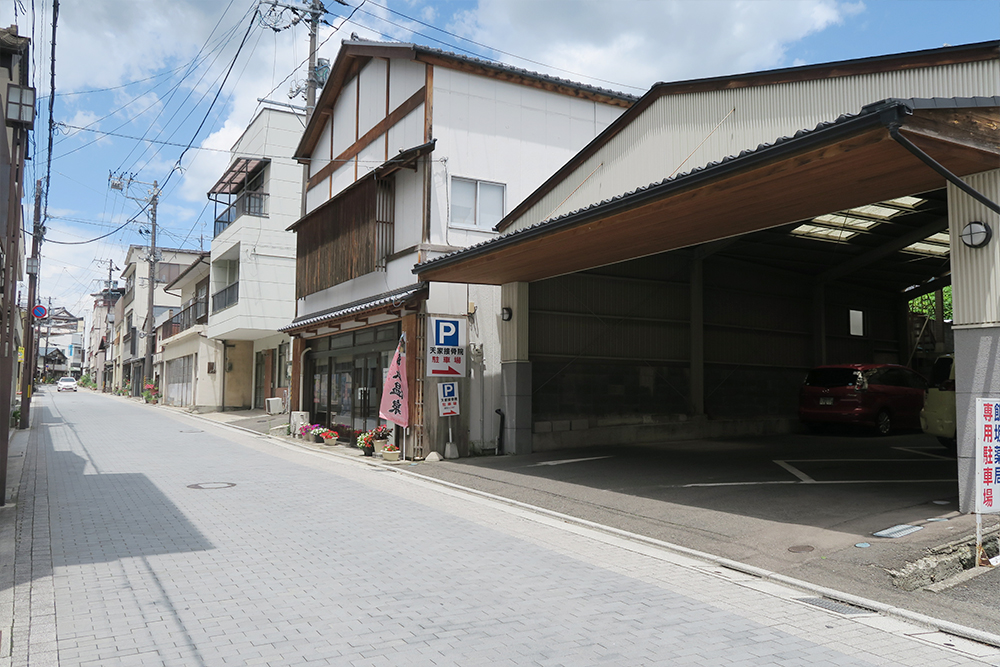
[265,397,283,415]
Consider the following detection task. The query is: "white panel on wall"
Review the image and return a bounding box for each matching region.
[332,76,358,159]
[358,58,388,139]
[311,119,333,180]
[389,58,425,109]
[386,107,425,153]
[950,169,1000,327]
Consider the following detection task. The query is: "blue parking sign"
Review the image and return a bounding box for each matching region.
[434,319,460,346]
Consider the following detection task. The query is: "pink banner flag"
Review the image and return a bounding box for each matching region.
[379,336,409,427]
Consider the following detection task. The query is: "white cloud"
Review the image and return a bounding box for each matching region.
[449,0,863,90]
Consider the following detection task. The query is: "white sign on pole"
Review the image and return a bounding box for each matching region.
[438,381,459,417]
[975,397,1000,513]
[426,316,467,377]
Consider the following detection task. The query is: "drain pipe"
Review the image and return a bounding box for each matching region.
[887,124,1000,215]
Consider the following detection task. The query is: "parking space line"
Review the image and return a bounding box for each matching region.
[774,459,816,483]
[892,446,954,460]
[682,478,957,488]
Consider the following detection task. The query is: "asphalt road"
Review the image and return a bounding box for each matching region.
[404,430,1000,635]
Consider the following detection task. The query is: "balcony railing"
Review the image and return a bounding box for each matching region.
[161,299,208,340]
[174,298,208,332]
[212,282,239,313]
[214,191,269,237]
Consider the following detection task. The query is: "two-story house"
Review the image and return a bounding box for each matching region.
[281,39,635,458]
[155,107,303,412]
[86,283,124,391]
[115,244,204,396]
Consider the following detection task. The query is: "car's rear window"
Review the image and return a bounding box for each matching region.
[804,368,860,387]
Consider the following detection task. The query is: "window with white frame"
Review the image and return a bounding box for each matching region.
[451,177,505,229]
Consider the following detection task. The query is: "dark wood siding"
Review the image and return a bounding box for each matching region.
[295,177,395,299]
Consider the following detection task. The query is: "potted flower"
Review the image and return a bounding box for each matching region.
[319,430,338,444]
[299,424,331,443]
[356,430,375,456]
[381,441,400,462]
[141,382,160,404]
[368,424,393,449]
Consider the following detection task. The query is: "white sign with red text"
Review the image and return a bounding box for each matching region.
[426,316,467,378]
[975,397,1000,513]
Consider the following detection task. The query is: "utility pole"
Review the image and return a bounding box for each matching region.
[18,180,43,429]
[145,181,158,383]
[109,174,160,386]
[258,0,335,216]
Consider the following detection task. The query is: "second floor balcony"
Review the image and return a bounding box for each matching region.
[160,299,208,341]
[214,190,269,237]
[212,282,239,314]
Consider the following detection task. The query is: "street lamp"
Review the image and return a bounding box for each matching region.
[5,83,35,129]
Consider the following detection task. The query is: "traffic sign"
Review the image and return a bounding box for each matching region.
[32,304,47,318]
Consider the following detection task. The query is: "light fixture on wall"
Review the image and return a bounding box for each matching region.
[960,220,993,249]
[501,307,513,321]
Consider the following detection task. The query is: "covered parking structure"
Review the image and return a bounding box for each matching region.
[415,43,1000,513]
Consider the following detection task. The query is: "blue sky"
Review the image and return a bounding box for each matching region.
[2,0,997,321]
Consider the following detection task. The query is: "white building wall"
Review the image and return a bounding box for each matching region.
[508,59,1000,231]
[207,108,303,341]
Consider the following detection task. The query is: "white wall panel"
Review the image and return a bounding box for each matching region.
[358,58,388,139]
[331,77,358,158]
[950,170,1000,327]
[509,60,1000,231]
[389,59,425,109]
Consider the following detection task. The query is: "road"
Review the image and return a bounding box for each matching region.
[1,388,999,666]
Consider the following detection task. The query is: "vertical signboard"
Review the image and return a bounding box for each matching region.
[426,316,467,377]
[438,381,459,417]
[975,397,1000,513]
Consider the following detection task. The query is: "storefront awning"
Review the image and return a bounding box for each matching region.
[414,97,1000,286]
[280,283,428,335]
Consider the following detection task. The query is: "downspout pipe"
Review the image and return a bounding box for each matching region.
[887,123,1000,215]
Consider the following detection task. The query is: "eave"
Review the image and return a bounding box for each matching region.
[415,98,1000,286]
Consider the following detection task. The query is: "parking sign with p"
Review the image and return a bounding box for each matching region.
[427,316,467,377]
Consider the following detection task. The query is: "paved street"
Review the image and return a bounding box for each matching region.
[3,389,1000,666]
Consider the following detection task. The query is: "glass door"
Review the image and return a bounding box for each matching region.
[352,354,382,435]
[312,358,330,428]
[329,359,353,440]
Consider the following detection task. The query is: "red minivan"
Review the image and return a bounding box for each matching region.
[798,364,927,435]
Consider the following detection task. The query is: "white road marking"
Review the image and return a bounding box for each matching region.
[682,478,957,488]
[528,455,614,467]
[774,460,816,483]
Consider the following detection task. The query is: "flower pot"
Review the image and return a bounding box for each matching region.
[314,435,325,443]
[382,450,399,462]
[373,438,388,449]
[362,445,375,457]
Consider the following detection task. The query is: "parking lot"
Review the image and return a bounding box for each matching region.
[405,429,1000,635]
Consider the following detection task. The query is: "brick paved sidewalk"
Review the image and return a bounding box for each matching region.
[3,390,999,666]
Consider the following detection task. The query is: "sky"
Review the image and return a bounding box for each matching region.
[2,0,998,328]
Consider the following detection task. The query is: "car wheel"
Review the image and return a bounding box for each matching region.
[937,436,957,456]
[875,410,891,436]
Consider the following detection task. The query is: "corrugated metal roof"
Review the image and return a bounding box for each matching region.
[280,283,427,334]
[414,96,1000,276]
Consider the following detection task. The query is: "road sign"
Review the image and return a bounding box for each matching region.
[32,304,47,318]
[438,381,459,417]
[426,316,467,377]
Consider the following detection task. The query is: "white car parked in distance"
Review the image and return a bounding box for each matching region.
[56,376,78,392]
